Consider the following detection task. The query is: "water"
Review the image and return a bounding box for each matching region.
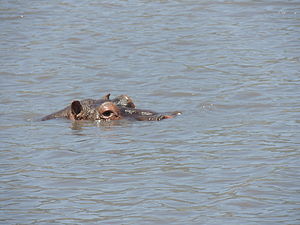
[1,0,300,224]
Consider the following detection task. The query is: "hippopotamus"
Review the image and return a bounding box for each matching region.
[41,94,181,122]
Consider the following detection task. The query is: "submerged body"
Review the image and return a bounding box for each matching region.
[41,94,181,122]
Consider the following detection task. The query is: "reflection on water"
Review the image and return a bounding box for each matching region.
[70,120,126,131]
[1,0,299,224]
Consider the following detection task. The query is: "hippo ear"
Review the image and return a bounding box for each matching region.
[102,93,111,100]
[71,101,82,115]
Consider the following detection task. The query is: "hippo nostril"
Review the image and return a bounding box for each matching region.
[102,110,113,117]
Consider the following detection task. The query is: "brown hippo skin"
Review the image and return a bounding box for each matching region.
[41,94,181,121]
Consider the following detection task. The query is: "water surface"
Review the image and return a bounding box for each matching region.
[1,0,300,224]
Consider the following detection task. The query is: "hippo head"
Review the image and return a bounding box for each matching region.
[41,93,181,122]
[70,100,121,121]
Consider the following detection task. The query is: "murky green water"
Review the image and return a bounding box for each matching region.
[1,0,299,224]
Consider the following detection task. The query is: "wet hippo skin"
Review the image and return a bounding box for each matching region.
[41,94,181,122]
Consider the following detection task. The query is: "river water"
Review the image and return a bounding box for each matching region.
[1,0,300,224]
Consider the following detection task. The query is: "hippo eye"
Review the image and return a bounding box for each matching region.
[102,110,113,117]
